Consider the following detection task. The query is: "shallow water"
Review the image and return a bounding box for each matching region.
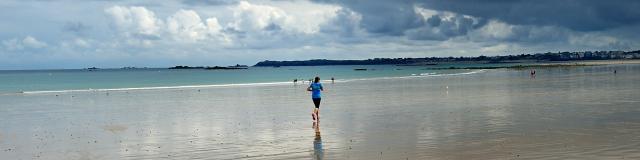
[1,64,639,159]
[0,64,502,94]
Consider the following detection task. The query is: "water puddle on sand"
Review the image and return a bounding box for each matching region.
[102,125,128,134]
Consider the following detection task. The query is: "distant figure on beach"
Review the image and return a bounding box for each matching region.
[331,77,335,83]
[530,69,536,79]
[307,77,324,122]
[614,70,617,74]
[293,79,298,85]
[313,122,323,160]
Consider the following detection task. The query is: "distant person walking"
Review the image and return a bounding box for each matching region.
[307,77,324,122]
[293,78,298,85]
[530,69,536,79]
[331,77,335,83]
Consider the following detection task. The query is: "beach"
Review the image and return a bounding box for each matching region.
[1,63,640,159]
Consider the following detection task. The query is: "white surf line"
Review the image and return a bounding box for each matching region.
[12,69,488,95]
[20,81,294,95]
[335,69,488,83]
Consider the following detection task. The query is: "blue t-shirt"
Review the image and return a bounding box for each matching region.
[310,82,323,99]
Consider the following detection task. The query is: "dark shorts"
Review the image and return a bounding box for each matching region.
[312,98,321,108]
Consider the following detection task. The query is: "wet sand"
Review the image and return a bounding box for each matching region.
[1,63,640,159]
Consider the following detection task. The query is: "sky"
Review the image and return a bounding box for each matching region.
[1,0,639,69]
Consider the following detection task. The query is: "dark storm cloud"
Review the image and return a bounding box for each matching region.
[406,14,485,41]
[320,8,361,37]
[313,0,425,35]
[313,0,487,40]
[418,0,640,31]
[314,0,640,35]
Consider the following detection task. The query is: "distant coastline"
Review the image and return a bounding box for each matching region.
[168,64,249,70]
[254,50,640,67]
[40,50,640,71]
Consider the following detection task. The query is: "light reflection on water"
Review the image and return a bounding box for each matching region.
[313,122,323,160]
[0,64,639,159]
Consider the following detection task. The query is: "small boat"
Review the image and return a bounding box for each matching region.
[354,68,367,71]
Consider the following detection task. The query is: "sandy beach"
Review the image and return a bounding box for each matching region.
[3,0,639,159]
[1,63,640,159]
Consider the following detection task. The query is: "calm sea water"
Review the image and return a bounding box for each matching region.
[0,63,516,94]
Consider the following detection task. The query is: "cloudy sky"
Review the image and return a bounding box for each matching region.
[1,0,639,69]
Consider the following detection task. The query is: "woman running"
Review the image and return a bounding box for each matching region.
[307,77,323,121]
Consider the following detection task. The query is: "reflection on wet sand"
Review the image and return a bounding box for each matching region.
[313,122,323,160]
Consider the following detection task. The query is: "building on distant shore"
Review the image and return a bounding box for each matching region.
[254,50,640,67]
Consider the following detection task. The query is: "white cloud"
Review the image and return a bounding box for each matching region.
[99,1,345,49]
[74,38,90,48]
[105,6,163,38]
[167,9,220,42]
[206,18,223,34]
[474,20,514,40]
[105,6,233,45]
[267,0,342,34]
[61,38,91,49]
[228,1,291,32]
[22,36,47,48]
[2,36,47,51]
[226,1,340,35]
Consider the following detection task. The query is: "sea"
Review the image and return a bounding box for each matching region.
[0,63,515,94]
